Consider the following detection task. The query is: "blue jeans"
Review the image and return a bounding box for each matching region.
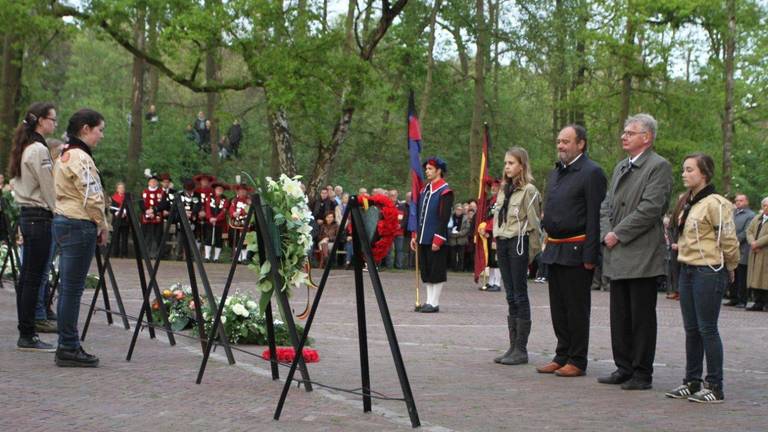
[16,208,53,337]
[678,264,726,388]
[344,240,354,264]
[54,216,97,349]
[496,236,531,320]
[35,240,57,320]
[394,235,407,269]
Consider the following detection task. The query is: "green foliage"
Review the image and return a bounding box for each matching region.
[8,0,768,208]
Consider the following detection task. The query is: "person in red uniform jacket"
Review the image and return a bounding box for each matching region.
[109,182,130,258]
[478,179,502,291]
[193,173,216,247]
[140,175,164,259]
[228,183,252,263]
[204,182,229,262]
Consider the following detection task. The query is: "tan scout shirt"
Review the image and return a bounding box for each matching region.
[11,141,56,211]
[53,148,109,232]
[492,183,541,239]
[677,194,739,271]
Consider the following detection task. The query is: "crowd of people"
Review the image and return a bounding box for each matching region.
[406,113,762,405]
[7,101,767,405]
[184,111,243,159]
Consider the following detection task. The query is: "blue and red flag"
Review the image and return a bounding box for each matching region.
[407,91,424,233]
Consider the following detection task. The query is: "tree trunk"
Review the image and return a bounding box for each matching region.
[0,34,23,171]
[269,107,297,177]
[618,11,636,151]
[345,0,357,50]
[550,0,567,141]
[722,0,736,196]
[469,0,486,193]
[419,0,442,123]
[206,50,219,166]
[146,9,159,106]
[308,107,354,199]
[205,0,221,166]
[126,6,146,189]
[571,0,588,126]
[490,0,500,139]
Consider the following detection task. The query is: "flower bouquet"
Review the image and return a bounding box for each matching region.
[244,174,313,315]
[151,283,197,332]
[262,347,320,363]
[195,291,311,346]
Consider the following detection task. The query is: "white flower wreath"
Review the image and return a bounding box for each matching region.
[245,174,313,314]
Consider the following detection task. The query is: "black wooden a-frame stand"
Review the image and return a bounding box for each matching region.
[125,193,235,364]
[0,196,19,287]
[80,210,131,337]
[81,193,174,342]
[195,193,312,389]
[274,195,420,428]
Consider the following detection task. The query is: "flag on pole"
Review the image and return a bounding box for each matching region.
[473,124,492,283]
[407,91,424,233]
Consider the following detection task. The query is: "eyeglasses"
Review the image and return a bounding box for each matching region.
[621,130,646,137]
[44,117,58,124]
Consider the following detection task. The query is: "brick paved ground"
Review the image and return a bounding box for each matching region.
[2,260,767,431]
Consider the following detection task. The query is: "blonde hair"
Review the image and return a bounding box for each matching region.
[503,147,534,189]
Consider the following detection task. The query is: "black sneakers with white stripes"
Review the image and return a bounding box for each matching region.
[665,381,701,399]
[688,384,724,404]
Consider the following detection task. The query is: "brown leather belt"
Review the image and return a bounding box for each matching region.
[546,234,586,244]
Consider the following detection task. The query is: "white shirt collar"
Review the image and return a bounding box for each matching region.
[567,153,584,167]
[629,150,646,165]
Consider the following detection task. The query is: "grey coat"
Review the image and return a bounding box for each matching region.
[733,207,756,266]
[600,149,673,280]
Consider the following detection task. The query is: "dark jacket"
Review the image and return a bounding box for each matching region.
[734,207,756,266]
[312,197,337,221]
[541,154,607,267]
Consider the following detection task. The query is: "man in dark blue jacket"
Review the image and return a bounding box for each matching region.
[410,157,454,313]
[537,125,607,377]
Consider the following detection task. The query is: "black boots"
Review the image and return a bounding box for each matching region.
[496,317,531,365]
[501,318,531,365]
[55,346,100,367]
[494,316,516,363]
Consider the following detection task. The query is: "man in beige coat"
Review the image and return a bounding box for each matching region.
[746,197,768,311]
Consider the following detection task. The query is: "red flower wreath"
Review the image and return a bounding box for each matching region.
[363,193,400,264]
[262,347,320,363]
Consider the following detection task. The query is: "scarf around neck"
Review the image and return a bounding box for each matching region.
[678,183,716,231]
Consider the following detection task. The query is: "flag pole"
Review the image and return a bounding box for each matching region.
[407,90,424,312]
[414,244,421,311]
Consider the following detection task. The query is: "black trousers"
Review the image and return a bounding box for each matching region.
[418,244,448,283]
[548,263,593,370]
[450,244,465,272]
[609,277,658,381]
[204,224,224,248]
[17,209,53,337]
[111,222,129,258]
[735,264,748,304]
[143,223,163,259]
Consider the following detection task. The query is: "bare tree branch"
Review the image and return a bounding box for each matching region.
[51,2,261,93]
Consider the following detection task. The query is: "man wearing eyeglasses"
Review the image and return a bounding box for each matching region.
[598,113,673,390]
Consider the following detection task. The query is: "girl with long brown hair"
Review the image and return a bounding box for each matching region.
[8,102,58,352]
[491,147,541,365]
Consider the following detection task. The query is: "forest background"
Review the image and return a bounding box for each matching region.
[1,0,767,205]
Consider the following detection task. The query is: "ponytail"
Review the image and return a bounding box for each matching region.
[7,102,55,179]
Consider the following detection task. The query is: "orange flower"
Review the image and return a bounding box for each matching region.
[151,300,160,310]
